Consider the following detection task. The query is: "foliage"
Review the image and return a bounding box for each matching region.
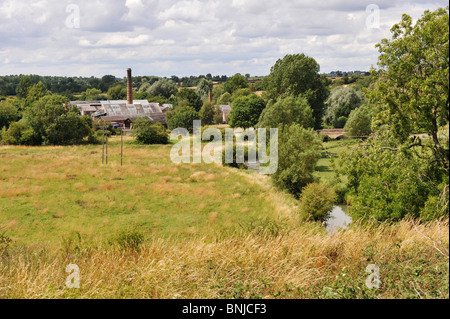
[16,75,32,99]
[263,54,330,129]
[107,85,127,100]
[258,95,314,129]
[224,74,249,94]
[147,78,178,99]
[199,101,215,125]
[228,95,266,129]
[323,87,364,127]
[133,117,169,145]
[45,114,94,145]
[81,88,105,101]
[0,101,19,129]
[299,183,337,222]
[217,92,232,105]
[196,79,213,101]
[369,7,449,172]
[176,88,202,112]
[339,129,448,221]
[167,106,200,133]
[344,104,373,137]
[0,121,39,145]
[214,105,224,125]
[231,88,252,101]
[272,124,323,198]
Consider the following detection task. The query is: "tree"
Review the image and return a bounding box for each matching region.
[199,102,215,125]
[0,101,19,129]
[23,94,71,145]
[133,117,168,144]
[223,74,249,94]
[263,54,330,129]
[196,79,213,101]
[272,124,323,198]
[82,88,104,101]
[147,79,178,98]
[339,7,449,221]
[228,95,266,129]
[217,92,232,105]
[167,106,200,133]
[176,88,202,112]
[107,85,127,100]
[369,7,449,172]
[323,87,364,127]
[344,104,373,137]
[45,114,93,145]
[23,82,50,109]
[258,95,314,130]
[231,88,252,101]
[100,75,117,92]
[16,75,31,99]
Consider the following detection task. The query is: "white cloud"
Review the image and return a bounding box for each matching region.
[0,0,448,77]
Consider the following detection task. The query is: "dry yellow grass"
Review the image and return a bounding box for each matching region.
[0,218,448,299]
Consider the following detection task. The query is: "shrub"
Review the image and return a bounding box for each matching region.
[133,117,169,145]
[299,183,337,222]
[0,121,40,146]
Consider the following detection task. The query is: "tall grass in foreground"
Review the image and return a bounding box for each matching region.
[0,218,448,299]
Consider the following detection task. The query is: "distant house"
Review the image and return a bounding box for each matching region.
[68,69,167,128]
[68,100,167,128]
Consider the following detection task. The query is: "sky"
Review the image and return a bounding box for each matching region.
[0,0,448,78]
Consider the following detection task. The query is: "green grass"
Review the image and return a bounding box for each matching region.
[0,137,295,247]
[314,138,359,182]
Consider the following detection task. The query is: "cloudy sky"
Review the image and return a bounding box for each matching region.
[0,0,447,77]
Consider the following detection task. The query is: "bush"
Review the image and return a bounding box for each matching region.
[0,121,40,146]
[299,183,337,222]
[272,124,323,198]
[133,118,168,145]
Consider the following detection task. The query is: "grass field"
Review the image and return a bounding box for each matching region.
[0,137,448,299]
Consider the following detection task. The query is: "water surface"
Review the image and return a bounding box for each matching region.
[326,205,352,235]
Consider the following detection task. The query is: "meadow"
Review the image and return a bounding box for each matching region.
[0,137,448,299]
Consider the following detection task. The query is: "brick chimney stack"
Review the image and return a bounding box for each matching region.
[127,68,133,105]
[208,88,213,103]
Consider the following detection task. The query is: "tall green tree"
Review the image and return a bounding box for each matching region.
[16,75,32,99]
[323,87,364,127]
[263,54,330,129]
[258,95,314,130]
[176,88,202,112]
[369,7,449,172]
[0,101,19,129]
[196,79,213,101]
[147,79,178,99]
[223,74,249,94]
[272,124,323,198]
